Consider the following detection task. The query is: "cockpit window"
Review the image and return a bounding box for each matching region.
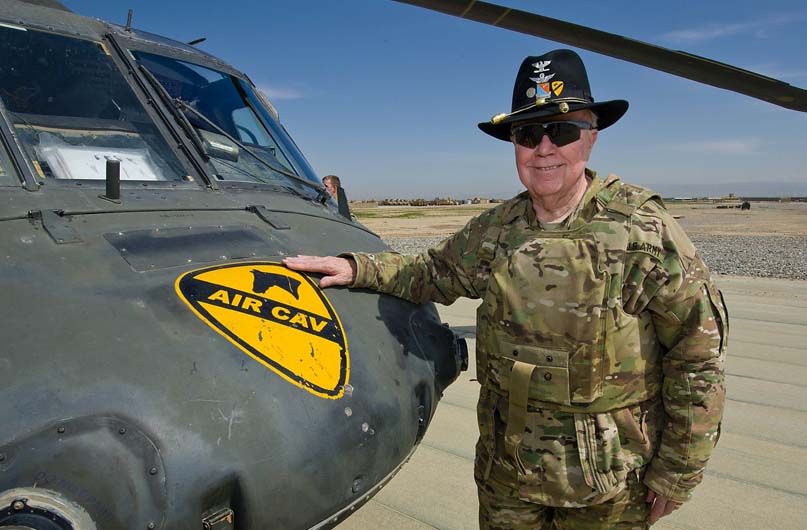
[0,25,187,182]
[131,51,313,187]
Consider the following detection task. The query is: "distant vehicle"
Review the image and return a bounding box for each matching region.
[0,1,802,529]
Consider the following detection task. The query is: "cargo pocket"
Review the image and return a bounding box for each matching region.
[574,412,628,496]
[612,401,661,471]
[511,409,627,507]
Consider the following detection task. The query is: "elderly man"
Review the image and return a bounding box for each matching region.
[285,49,726,529]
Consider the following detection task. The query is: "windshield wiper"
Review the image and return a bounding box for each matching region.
[137,62,330,202]
[103,33,215,187]
[172,97,329,200]
[138,64,210,164]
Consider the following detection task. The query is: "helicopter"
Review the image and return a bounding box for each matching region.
[0,1,468,528]
[0,1,803,530]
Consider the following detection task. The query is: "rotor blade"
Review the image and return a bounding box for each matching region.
[393,0,807,112]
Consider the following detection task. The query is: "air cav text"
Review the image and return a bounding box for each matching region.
[207,289,329,334]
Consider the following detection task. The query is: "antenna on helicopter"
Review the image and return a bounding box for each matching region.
[187,38,207,46]
[125,8,132,32]
[99,159,121,204]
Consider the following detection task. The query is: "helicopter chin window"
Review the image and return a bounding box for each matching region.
[35,132,168,181]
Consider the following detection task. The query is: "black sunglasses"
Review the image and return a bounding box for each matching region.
[511,121,594,148]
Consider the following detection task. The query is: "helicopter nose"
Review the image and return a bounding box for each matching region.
[408,312,468,395]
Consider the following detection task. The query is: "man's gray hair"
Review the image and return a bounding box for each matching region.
[587,109,599,128]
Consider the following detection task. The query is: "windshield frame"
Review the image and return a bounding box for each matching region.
[0,96,34,188]
[117,34,325,196]
[236,79,322,184]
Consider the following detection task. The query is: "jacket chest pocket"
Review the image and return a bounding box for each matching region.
[486,234,609,404]
[493,234,608,344]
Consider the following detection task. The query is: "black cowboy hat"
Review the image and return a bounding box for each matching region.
[478,49,628,142]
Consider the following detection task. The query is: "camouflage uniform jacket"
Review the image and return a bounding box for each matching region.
[346,171,727,504]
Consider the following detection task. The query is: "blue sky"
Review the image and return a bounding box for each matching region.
[66,0,806,199]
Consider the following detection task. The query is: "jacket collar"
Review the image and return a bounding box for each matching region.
[500,169,610,228]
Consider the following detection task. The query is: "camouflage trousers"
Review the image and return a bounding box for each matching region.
[476,457,651,530]
[474,387,663,529]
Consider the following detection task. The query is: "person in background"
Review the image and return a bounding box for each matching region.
[322,174,341,198]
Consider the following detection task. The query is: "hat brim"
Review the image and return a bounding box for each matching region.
[478,99,629,142]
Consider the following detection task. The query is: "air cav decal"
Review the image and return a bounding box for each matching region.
[176,262,349,399]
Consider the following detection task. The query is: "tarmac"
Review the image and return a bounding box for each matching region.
[336,275,807,530]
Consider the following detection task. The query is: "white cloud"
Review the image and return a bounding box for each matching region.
[663,138,762,155]
[661,13,806,44]
[257,85,305,100]
[662,22,753,43]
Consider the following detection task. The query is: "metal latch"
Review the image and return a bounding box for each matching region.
[30,210,83,244]
[247,205,290,230]
[202,508,234,530]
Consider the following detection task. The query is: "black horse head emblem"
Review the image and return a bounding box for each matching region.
[251,269,301,299]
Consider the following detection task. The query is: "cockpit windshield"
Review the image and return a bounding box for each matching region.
[0,25,187,182]
[132,51,317,190]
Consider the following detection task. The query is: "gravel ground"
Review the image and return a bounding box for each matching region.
[383,234,807,280]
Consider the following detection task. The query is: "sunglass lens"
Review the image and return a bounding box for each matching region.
[513,122,583,148]
[513,126,541,148]
[545,122,582,147]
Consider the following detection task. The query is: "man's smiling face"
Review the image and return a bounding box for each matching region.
[513,109,598,205]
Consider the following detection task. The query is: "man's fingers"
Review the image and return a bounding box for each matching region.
[283,255,337,275]
[283,255,356,288]
[646,493,681,524]
[647,497,665,524]
[283,255,330,272]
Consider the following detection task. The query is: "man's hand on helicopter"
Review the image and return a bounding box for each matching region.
[283,255,357,288]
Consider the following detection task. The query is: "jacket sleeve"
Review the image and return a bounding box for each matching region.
[623,204,727,502]
[339,211,500,305]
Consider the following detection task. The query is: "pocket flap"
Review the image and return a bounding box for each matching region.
[499,340,569,368]
[498,340,572,406]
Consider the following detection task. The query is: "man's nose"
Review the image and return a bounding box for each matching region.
[533,133,556,155]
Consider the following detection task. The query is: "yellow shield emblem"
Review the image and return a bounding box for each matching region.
[551,81,564,96]
[176,262,349,399]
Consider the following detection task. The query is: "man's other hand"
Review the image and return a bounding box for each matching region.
[646,489,682,524]
[283,255,357,288]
